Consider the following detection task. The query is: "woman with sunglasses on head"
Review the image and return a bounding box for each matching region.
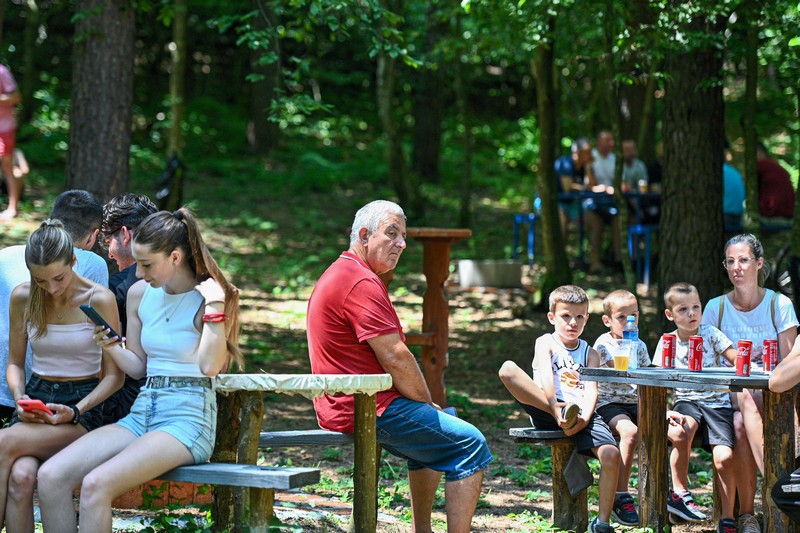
[701,233,798,533]
[37,208,242,533]
[0,220,123,532]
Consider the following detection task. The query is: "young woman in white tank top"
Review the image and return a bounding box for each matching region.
[0,220,123,531]
[38,207,242,533]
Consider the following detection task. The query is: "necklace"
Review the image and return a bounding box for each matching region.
[163,291,190,322]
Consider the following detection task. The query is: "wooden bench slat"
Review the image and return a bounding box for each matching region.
[509,428,572,444]
[158,464,320,490]
[259,430,353,447]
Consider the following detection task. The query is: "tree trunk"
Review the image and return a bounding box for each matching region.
[660,15,726,308]
[454,17,472,228]
[535,19,572,297]
[67,0,135,201]
[411,0,445,184]
[20,0,39,124]
[376,49,410,208]
[742,11,759,230]
[167,0,186,159]
[161,0,187,213]
[247,0,281,155]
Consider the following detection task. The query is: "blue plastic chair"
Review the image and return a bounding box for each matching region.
[627,224,658,288]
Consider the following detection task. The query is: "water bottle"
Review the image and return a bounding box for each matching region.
[623,315,639,369]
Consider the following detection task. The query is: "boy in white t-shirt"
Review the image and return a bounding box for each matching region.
[656,282,738,533]
[499,285,621,533]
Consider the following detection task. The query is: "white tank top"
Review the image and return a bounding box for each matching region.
[139,284,205,377]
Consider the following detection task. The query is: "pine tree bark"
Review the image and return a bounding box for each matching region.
[660,14,726,308]
[67,0,135,201]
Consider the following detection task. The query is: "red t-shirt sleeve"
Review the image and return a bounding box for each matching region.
[343,278,403,342]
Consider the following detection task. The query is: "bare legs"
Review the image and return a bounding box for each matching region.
[408,468,483,533]
[594,444,621,523]
[586,212,621,272]
[1,153,20,219]
[39,426,194,533]
[0,423,86,529]
[608,417,639,492]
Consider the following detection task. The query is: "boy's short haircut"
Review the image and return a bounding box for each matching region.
[549,285,589,312]
[602,289,637,316]
[663,282,698,309]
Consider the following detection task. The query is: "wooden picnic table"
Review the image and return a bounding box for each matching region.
[382,227,471,408]
[214,373,393,533]
[582,366,797,532]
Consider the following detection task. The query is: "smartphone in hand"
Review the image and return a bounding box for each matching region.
[17,399,54,416]
[79,304,123,343]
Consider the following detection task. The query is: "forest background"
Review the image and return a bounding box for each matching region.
[0,0,799,531]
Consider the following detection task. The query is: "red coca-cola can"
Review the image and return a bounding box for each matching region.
[736,339,752,376]
[688,336,703,371]
[662,334,676,368]
[763,339,779,372]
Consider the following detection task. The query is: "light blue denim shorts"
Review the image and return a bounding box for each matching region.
[376,397,493,482]
[116,379,216,463]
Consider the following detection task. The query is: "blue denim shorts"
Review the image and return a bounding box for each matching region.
[376,397,493,482]
[116,379,216,463]
[11,375,103,431]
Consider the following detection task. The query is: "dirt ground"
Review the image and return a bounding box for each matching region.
[251,277,761,533]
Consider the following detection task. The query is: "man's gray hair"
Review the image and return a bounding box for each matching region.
[350,200,406,246]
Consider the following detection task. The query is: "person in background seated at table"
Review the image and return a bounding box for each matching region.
[499,285,621,533]
[306,200,492,533]
[0,189,108,426]
[99,193,158,425]
[723,146,745,230]
[555,137,594,240]
[703,233,798,533]
[585,130,621,273]
[1,220,124,532]
[37,208,242,533]
[756,142,795,226]
[621,140,648,192]
[657,282,738,533]
[593,290,664,526]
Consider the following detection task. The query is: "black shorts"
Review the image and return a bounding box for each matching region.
[596,402,638,427]
[673,401,734,452]
[101,375,145,425]
[519,402,617,457]
[10,375,104,432]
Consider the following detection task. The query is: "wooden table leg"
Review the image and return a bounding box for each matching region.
[763,389,798,533]
[638,384,668,530]
[418,239,453,408]
[352,392,378,533]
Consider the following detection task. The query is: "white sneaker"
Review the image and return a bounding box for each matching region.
[738,513,761,533]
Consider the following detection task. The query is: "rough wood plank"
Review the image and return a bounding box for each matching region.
[509,428,568,441]
[638,384,668,532]
[551,440,588,532]
[210,390,242,531]
[259,430,353,447]
[351,393,378,533]
[236,391,267,532]
[159,464,320,490]
[763,389,798,533]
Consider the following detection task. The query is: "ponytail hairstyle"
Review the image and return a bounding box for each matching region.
[724,233,770,286]
[24,219,75,338]
[133,208,242,370]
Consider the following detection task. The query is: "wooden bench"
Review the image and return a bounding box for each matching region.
[509,428,588,532]
[209,373,392,533]
[157,463,320,529]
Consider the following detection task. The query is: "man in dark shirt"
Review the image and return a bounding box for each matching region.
[101,193,158,424]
